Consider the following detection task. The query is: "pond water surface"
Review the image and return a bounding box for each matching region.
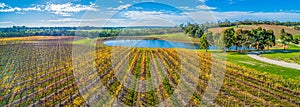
[104,39,256,50]
[104,39,200,49]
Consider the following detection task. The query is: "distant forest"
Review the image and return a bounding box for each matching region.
[215,19,300,27]
[1,20,300,38]
[0,26,182,38]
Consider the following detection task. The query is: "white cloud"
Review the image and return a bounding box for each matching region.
[114,10,193,26]
[0,8,14,12]
[0,2,98,16]
[0,3,6,8]
[123,11,163,18]
[23,7,42,11]
[182,10,217,23]
[179,5,216,11]
[0,7,22,12]
[107,4,131,11]
[45,3,98,16]
[196,5,216,10]
[179,7,197,11]
[0,3,22,12]
[197,0,207,3]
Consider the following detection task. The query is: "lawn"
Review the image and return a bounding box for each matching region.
[294,34,300,39]
[261,52,300,64]
[72,38,96,46]
[287,44,300,49]
[226,53,300,80]
[148,33,200,43]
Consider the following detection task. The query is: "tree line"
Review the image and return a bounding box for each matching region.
[280,29,298,49]
[0,26,182,38]
[217,19,300,27]
[182,23,299,52]
[294,26,300,30]
[180,20,300,30]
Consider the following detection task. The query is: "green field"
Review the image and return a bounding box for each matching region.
[261,52,300,64]
[72,38,96,46]
[227,53,300,80]
[294,34,300,39]
[148,33,200,43]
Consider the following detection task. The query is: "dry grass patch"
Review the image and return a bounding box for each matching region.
[0,36,75,41]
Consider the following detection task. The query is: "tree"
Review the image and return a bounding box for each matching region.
[251,27,267,51]
[221,28,235,51]
[200,31,213,52]
[183,23,196,37]
[234,29,252,52]
[293,38,299,44]
[243,30,254,52]
[234,29,242,51]
[265,30,276,50]
[183,23,207,38]
[280,29,293,50]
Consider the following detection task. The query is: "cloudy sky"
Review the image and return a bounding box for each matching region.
[0,0,300,27]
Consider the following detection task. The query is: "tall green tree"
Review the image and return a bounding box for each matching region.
[234,29,252,52]
[200,31,213,52]
[251,27,268,51]
[221,28,235,51]
[280,29,293,50]
[183,23,207,38]
[293,38,299,44]
[265,30,276,50]
[233,29,242,51]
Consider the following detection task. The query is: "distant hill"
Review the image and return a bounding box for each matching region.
[208,24,300,36]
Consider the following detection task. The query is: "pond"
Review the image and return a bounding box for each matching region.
[104,39,200,49]
[103,39,256,50]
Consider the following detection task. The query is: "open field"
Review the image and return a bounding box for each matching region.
[261,52,300,64]
[227,53,300,80]
[0,36,76,41]
[287,44,300,49]
[0,39,300,106]
[72,38,96,46]
[147,33,200,43]
[295,34,300,39]
[209,24,300,36]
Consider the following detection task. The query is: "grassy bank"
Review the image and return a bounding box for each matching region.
[260,52,300,64]
[226,53,300,80]
[148,33,200,43]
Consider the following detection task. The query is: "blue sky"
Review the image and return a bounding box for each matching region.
[0,0,299,27]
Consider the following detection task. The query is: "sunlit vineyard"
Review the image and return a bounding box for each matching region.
[0,40,300,106]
